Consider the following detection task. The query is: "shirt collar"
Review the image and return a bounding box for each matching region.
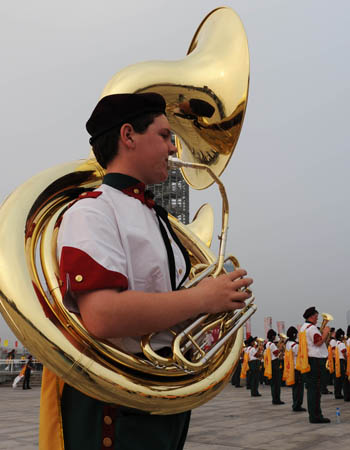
[102,173,155,208]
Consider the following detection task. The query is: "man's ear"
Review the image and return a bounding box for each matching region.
[120,123,136,149]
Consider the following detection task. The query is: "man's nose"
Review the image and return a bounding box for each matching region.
[168,141,177,156]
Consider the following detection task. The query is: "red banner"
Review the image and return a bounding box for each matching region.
[264,317,272,338]
[245,319,251,338]
[276,321,285,334]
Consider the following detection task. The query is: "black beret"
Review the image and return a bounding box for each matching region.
[286,326,298,340]
[303,306,318,320]
[336,328,345,340]
[267,329,276,341]
[86,93,166,144]
[245,336,257,346]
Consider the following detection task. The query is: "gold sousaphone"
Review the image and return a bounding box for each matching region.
[0,7,256,413]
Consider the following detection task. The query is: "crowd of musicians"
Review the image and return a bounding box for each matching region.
[230,306,350,424]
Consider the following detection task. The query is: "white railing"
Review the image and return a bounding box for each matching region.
[0,359,42,373]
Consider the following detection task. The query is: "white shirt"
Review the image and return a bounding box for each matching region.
[300,322,328,358]
[249,346,259,361]
[286,340,298,365]
[265,341,278,360]
[58,182,188,353]
[336,341,346,360]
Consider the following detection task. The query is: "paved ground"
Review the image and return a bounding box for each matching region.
[1,383,350,449]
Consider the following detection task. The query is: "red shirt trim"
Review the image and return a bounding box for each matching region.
[121,184,155,208]
[59,246,128,295]
[313,334,322,345]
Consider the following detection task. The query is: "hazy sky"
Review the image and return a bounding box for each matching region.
[1,0,349,346]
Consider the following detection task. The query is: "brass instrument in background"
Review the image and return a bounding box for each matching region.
[0,7,255,414]
[320,313,333,332]
[277,333,287,359]
[320,313,333,345]
[256,338,264,359]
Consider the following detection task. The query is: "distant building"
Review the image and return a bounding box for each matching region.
[148,168,189,224]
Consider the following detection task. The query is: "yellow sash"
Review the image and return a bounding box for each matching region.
[264,347,272,380]
[335,346,341,378]
[346,345,350,377]
[283,348,295,385]
[327,345,334,374]
[39,367,65,450]
[295,331,310,373]
[240,351,249,379]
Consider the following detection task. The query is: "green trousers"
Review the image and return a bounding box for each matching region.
[292,369,304,410]
[61,384,191,450]
[248,360,261,396]
[335,359,350,400]
[270,359,281,403]
[302,357,327,421]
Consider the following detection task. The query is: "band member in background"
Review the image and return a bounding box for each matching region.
[278,334,286,387]
[334,328,350,401]
[323,327,335,394]
[240,339,252,389]
[285,326,305,412]
[299,306,330,423]
[346,326,350,382]
[231,346,243,388]
[265,329,284,405]
[39,93,253,450]
[247,336,262,397]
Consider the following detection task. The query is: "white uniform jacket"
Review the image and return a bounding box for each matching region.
[300,322,327,358]
[57,173,191,353]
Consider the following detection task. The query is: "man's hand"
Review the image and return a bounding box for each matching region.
[195,269,253,314]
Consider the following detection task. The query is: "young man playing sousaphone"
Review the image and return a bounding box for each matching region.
[39,93,253,450]
[297,306,330,423]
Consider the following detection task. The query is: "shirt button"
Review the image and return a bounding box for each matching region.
[103,437,112,447]
[133,188,140,194]
[104,415,112,425]
[178,268,183,275]
[75,275,83,282]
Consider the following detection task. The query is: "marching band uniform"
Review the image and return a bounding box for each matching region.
[334,328,350,401]
[322,332,335,394]
[285,327,305,412]
[247,336,261,397]
[231,348,243,387]
[298,307,330,423]
[241,343,252,389]
[265,329,284,405]
[346,327,350,385]
[39,94,193,450]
